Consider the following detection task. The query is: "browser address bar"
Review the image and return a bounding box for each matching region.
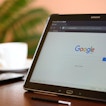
[62,26,106,31]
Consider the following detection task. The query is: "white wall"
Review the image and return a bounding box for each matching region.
[0,0,106,14]
[34,0,106,14]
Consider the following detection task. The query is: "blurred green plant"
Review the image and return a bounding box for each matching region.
[0,0,49,57]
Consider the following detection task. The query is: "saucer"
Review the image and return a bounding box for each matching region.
[0,59,32,72]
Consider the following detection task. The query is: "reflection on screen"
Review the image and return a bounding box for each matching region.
[30,31,106,92]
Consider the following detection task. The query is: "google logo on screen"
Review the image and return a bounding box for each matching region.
[75,45,95,54]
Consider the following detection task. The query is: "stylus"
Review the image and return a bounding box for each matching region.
[32,97,71,106]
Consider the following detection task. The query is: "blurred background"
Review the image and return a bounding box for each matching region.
[0,0,106,58]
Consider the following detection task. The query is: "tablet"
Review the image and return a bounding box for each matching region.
[24,14,106,102]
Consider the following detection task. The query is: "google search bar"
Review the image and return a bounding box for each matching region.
[62,26,106,32]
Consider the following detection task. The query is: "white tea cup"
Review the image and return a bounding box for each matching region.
[0,42,28,70]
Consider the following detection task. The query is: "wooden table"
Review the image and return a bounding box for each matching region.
[0,80,106,106]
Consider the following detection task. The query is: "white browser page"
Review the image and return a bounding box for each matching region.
[30,32,106,92]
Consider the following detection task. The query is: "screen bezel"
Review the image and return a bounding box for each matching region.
[24,14,106,102]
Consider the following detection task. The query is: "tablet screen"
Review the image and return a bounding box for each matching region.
[30,20,106,92]
[24,14,106,102]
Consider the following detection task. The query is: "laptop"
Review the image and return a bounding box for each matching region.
[24,14,106,102]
